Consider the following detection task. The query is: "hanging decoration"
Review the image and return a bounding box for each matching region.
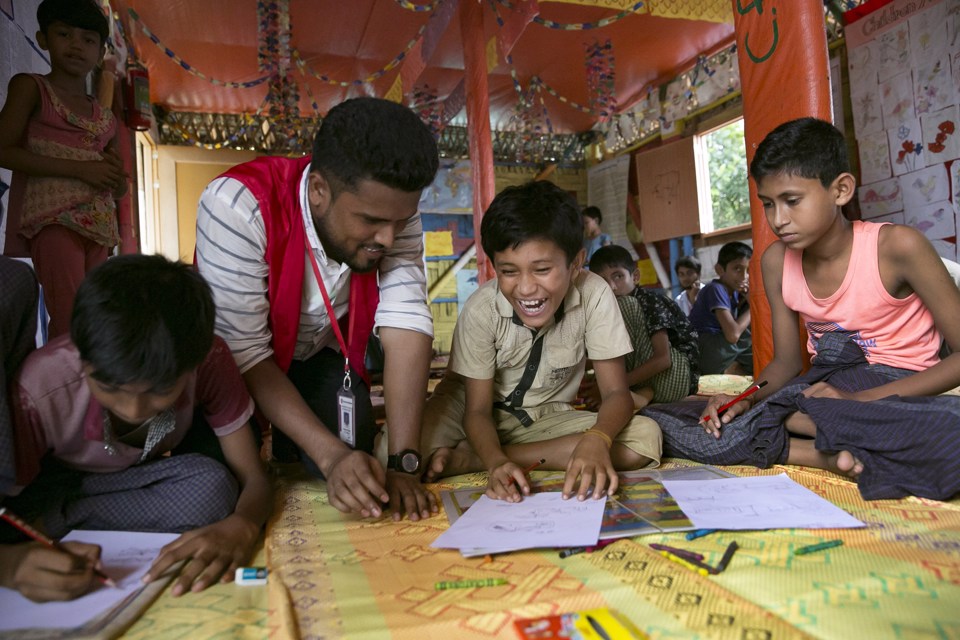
[584,39,616,122]
[393,0,442,11]
[258,0,304,151]
[126,9,270,88]
[531,1,645,30]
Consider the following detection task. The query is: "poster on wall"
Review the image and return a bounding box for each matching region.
[418,159,473,214]
[845,0,960,261]
[587,154,637,257]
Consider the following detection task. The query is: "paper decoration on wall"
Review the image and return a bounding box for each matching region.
[889,118,926,175]
[877,22,912,83]
[636,259,658,286]
[901,163,950,211]
[870,211,906,225]
[921,105,960,163]
[859,177,903,218]
[425,231,454,257]
[881,71,917,129]
[848,40,879,90]
[851,83,884,135]
[914,57,953,116]
[906,200,956,240]
[930,238,958,261]
[859,129,894,185]
[951,159,960,213]
[908,2,949,65]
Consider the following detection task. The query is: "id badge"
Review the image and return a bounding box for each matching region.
[337,386,356,448]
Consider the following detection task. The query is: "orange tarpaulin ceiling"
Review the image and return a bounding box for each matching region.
[110,0,734,133]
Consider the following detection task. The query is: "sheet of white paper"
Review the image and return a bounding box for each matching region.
[431,493,605,553]
[661,474,865,530]
[0,530,178,631]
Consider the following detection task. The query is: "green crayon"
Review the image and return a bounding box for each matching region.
[434,578,509,590]
[794,539,844,556]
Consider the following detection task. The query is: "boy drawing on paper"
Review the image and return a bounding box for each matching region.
[696,118,960,500]
[0,255,271,602]
[585,244,700,410]
[688,241,753,375]
[420,181,661,502]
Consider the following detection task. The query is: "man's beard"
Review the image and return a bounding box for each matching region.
[313,213,381,273]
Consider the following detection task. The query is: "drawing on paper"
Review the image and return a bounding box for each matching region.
[889,119,925,175]
[859,177,902,218]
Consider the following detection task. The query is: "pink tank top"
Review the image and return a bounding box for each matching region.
[782,220,940,371]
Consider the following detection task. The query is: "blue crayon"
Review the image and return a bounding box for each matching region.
[685,528,718,540]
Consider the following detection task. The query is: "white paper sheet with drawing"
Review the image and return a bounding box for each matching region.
[661,474,865,530]
[431,492,605,554]
[0,529,178,631]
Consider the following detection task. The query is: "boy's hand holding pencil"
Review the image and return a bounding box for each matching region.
[699,381,767,438]
[486,458,545,502]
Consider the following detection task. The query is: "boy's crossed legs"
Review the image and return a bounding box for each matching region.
[420,377,662,480]
[784,410,863,479]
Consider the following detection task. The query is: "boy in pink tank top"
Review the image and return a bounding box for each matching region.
[699,118,960,496]
[0,0,127,338]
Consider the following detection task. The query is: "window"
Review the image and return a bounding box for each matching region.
[135,132,159,254]
[696,118,751,233]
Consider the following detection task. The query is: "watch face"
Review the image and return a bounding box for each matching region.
[400,452,420,473]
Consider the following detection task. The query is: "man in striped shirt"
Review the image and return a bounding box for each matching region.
[196,98,439,521]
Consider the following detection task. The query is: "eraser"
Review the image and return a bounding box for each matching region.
[235,566,268,585]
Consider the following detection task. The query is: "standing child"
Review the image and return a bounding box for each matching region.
[0,0,127,338]
[586,245,699,410]
[581,205,611,267]
[693,118,960,500]
[673,254,702,316]
[0,255,271,602]
[688,241,753,375]
[420,181,661,502]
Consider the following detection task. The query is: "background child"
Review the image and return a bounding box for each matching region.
[673,254,702,316]
[688,241,753,375]
[420,181,661,502]
[687,117,960,501]
[586,245,699,410]
[0,0,127,338]
[0,255,271,602]
[581,205,611,267]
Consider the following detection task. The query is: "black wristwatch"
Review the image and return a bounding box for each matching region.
[387,449,422,474]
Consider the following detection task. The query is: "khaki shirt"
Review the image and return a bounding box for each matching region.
[449,270,631,412]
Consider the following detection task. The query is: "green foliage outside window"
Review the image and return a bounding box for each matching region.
[705,119,751,229]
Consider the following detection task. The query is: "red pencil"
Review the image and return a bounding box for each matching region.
[699,380,768,425]
[0,507,116,587]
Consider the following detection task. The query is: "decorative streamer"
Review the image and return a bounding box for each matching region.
[393,0,441,11]
[126,8,270,88]
[585,39,616,121]
[532,1,645,30]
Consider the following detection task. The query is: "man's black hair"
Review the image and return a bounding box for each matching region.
[71,254,215,389]
[588,244,635,274]
[480,181,583,264]
[311,97,439,199]
[38,0,109,46]
[675,254,701,275]
[749,117,850,188]
[717,241,753,269]
[581,205,603,224]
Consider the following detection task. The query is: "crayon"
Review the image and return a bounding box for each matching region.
[0,507,116,588]
[714,541,740,573]
[794,539,843,556]
[685,528,718,540]
[699,381,768,425]
[658,550,711,576]
[649,543,705,561]
[435,578,509,590]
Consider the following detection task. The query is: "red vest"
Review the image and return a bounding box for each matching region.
[220,156,379,384]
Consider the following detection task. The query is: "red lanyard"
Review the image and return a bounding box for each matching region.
[304,234,354,380]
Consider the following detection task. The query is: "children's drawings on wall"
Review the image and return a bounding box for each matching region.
[921,105,960,163]
[859,177,903,218]
[878,22,913,83]
[915,56,954,116]
[860,130,894,185]
[907,200,956,239]
[909,2,949,66]
[661,474,864,530]
[871,211,906,225]
[881,71,917,129]
[888,118,926,175]
[930,238,958,261]
[902,163,950,211]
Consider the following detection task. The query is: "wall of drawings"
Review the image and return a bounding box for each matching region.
[846,0,960,260]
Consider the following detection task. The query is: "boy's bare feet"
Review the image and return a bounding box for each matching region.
[422,441,483,481]
[787,437,863,480]
[830,450,864,478]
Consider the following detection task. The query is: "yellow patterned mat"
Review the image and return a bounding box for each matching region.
[254,463,960,640]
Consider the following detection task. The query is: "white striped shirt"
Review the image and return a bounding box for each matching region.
[195,166,433,374]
